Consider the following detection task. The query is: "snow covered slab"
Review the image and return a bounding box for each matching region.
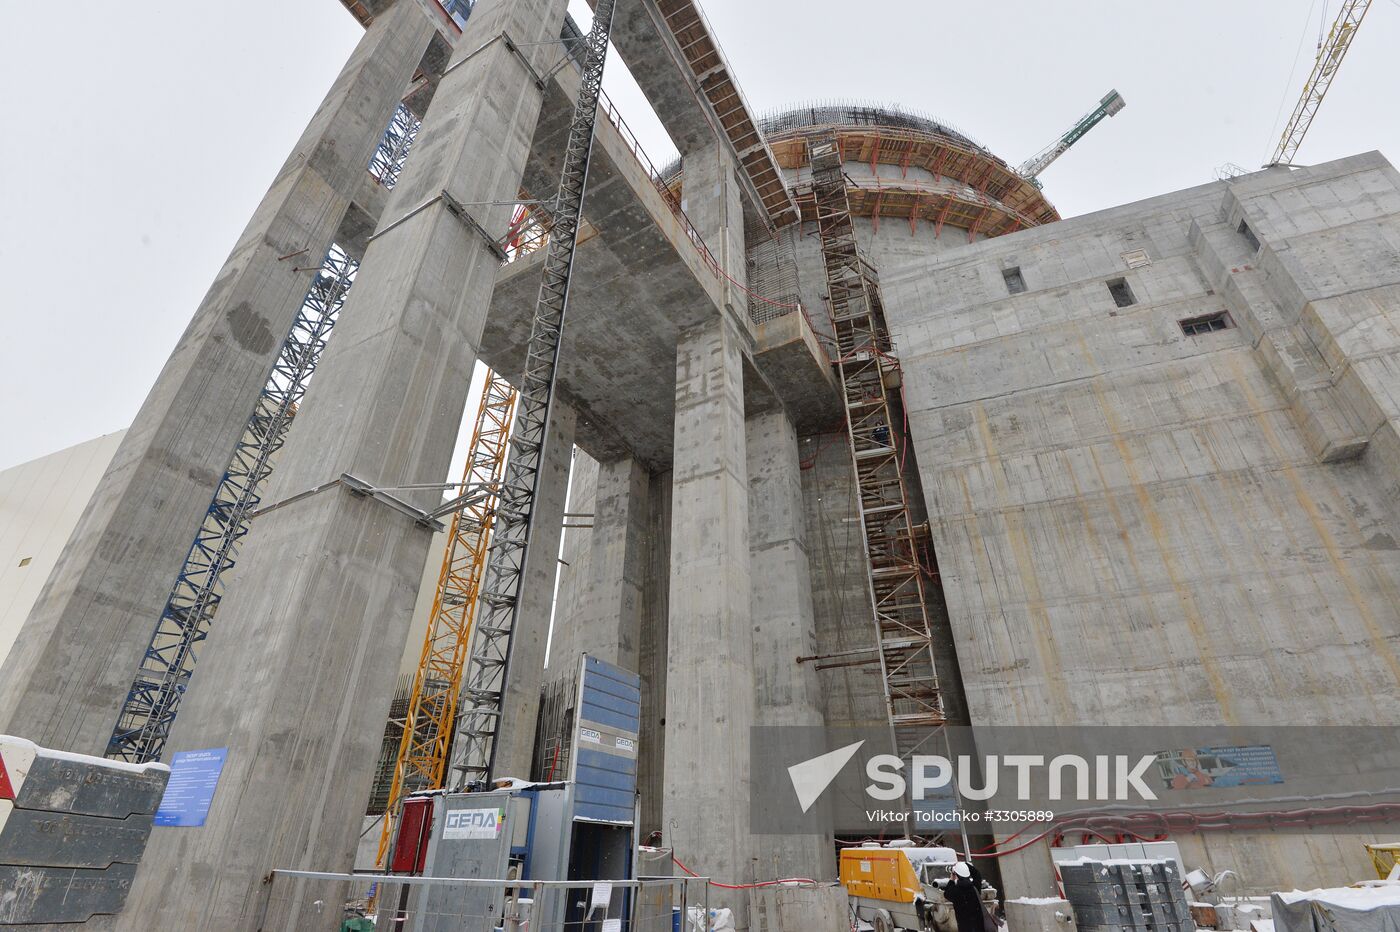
[0,735,168,818]
[1271,882,1400,932]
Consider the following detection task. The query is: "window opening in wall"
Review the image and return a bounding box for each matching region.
[1179,311,1231,336]
[1107,277,1136,307]
[1238,220,1261,252]
[1002,266,1026,295]
[18,557,31,567]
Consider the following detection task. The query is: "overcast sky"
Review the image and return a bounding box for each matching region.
[1,0,1397,471]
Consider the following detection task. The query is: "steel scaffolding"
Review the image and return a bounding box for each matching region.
[106,244,358,763]
[450,0,618,784]
[368,102,422,189]
[808,136,945,771]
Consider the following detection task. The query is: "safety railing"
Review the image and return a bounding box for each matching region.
[255,869,713,932]
[597,89,722,277]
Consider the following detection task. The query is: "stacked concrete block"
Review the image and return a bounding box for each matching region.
[1059,860,1195,932]
[1006,897,1078,932]
[0,736,168,925]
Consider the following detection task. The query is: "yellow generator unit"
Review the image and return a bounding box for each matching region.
[841,846,923,904]
[840,844,979,932]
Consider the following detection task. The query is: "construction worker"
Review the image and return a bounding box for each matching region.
[945,859,995,932]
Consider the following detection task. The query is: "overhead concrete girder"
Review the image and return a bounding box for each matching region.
[583,0,797,230]
[483,62,838,467]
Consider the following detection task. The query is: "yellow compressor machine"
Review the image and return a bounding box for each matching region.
[840,844,996,932]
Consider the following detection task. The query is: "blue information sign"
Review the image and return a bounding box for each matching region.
[154,748,228,827]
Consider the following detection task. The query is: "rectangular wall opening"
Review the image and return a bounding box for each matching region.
[1179,311,1232,336]
[1002,266,1027,295]
[1107,278,1136,308]
[1238,220,1261,252]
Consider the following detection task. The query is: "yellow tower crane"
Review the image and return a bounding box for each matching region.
[373,368,518,869]
[1268,0,1374,167]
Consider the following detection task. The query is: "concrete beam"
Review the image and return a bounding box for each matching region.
[586,0,796,229]
[753,311,842,433]
[0,1,437,755]
[482,58,725,468]
[663,313,754,920]
[114,0,570,926]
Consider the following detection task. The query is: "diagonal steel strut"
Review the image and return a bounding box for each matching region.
[450,0,618,784]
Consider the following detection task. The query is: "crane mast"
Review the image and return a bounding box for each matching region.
[372,369,516,870]
[1017,89,1126,181]
[1267,0,1373,167]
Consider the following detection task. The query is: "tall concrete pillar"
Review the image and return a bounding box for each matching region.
[0,1,437,754]
[745,410,835,881]
[663,314,755,919]
[639,468,672,837]
[547,450,600,679]
[116,0,570,927]
[492,405,576,780]
[683,141,748,308]
[572,455,650,670]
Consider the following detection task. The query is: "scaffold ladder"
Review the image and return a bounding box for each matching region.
[106,244,358,763]
[373,368,516,868]
[450,0,617,784]
[808,136,946,764]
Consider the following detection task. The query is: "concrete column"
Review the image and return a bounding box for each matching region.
[492,404,576,780]
[745,410,835,882]
[683,141,747,309]
[663,314,754,920]
[639,468,671,837]
[547,449,599,681]
[115,0,570,927]
[0,1,437,753]
[570,455,650,671]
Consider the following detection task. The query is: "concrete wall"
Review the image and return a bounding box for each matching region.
[0,432,124,668]
[783,150,1400,894]
[874,152,1400,893]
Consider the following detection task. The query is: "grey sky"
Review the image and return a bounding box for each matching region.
[2,0,1396,471]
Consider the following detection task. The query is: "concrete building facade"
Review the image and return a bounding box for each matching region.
[3,0,1398,927]
[0,432,125,668]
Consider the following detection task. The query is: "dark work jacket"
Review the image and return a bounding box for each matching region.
[944,866,989,932]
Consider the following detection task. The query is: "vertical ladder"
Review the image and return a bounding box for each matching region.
[373,368,516,868]
[106,245,358,763]
[450,0,618,784]
[808,136,946,766]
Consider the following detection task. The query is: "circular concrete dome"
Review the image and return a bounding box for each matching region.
[761,102,1059,240]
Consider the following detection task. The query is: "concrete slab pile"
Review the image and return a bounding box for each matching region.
[0,736,169,926]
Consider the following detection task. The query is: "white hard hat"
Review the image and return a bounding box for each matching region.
[952,861,971,878]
